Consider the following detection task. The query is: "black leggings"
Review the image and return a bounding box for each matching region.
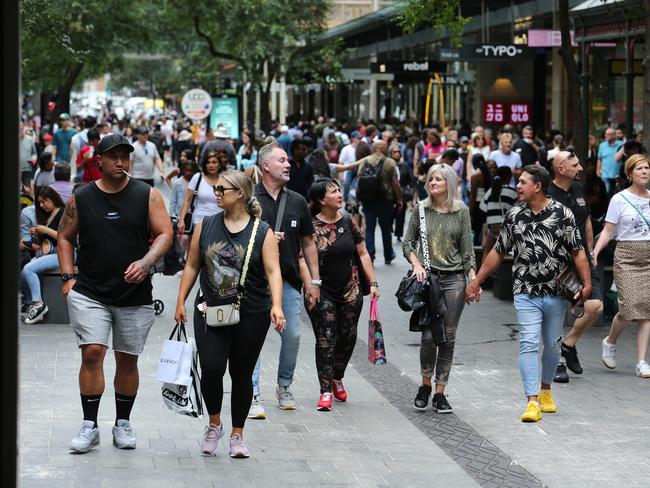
[193,308,269,428]
[306,293,363,393]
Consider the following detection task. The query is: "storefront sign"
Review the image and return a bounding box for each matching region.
[483,102,532,124]
[609,59,644,76]
[370,60,446,74]
[528,30,577,47]
[483,103,505,123]
[209,96,239,138]
[439,44,532,61]
[509,103,531,123]
[181,89,212,120]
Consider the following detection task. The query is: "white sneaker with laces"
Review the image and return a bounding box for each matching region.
[69,420,100,454]
[247,396,266,419]
[635,360,650,378]
[601,337,616,369]
[112,419,136,449]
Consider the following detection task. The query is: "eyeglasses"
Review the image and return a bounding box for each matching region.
[213,185,239,196]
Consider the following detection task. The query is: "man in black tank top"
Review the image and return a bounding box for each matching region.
[57,134,173,454]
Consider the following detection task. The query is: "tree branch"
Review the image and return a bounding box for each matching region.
[193,15,243,63]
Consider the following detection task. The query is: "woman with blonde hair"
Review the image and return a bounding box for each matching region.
[175,170,286,458]
[402,164,477,413]
[592,154,650,378]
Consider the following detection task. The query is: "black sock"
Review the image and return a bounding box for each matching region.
[80,394,102,428]
[115,393,136,425]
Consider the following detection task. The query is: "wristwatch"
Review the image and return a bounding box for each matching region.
[310,279,322,287]
[61,272,77,282]
[370,281,379,288]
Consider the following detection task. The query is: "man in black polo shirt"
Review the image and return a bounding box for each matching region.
[249,142,321,417]
[287,139,313,200]
[513,125,541,166]
[549,150,604,382]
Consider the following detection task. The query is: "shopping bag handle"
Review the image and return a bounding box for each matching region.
[169,322,188,342]
[369,298,379,322]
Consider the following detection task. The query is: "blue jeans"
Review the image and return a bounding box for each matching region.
[362,200,395,261]
[252,281,302,395]
[513,294,565,397]
[21,253,60,303]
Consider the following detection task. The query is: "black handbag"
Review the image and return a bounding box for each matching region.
[555,265,584,318]
[395,270,427,311]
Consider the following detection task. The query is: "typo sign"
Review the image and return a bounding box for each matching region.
[441,45,532,61]
[370,60,446,75]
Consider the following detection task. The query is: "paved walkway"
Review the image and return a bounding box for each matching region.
[18,190,650,487]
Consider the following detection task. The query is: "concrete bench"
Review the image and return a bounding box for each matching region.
[40,269,72,324]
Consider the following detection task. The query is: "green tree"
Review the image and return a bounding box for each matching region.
[20,0,152,118]
[397,0,470,48]
[172,0,342,131]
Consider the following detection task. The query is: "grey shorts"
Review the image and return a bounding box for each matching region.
[67,289,155,355]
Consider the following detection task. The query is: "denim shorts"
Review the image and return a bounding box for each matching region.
[67,289,155,355]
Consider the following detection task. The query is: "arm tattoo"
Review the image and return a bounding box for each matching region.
[58,196,77,235]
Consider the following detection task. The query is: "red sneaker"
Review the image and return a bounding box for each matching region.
[332,380,347,402]
[316,392,333,411]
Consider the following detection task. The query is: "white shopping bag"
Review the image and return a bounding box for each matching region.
[161,335,203,418]
[156,323,192,386]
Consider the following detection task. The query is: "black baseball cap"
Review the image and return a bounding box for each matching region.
[96,134,134,155]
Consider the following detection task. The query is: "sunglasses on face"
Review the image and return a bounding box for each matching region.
[560,150,577,165]
[213,185,239,196]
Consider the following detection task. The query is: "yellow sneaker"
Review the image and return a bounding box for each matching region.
[538,390,557,413]
[521,401,543,422]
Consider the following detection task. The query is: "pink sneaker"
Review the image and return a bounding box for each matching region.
[200,423,224,456]
[229,434,250,458]
[317,392,333,411]
[332,380,347,402]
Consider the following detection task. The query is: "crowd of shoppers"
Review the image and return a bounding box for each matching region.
[16,105,648,455]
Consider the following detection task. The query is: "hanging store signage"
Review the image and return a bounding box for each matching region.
[528,30,577,47]
[181,88,212,120]
[370,60,447,74]
[439,44,533,61]
[209,96,239,139]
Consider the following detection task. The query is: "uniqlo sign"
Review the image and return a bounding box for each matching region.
[483,103,505,123]
[510,103,531,123]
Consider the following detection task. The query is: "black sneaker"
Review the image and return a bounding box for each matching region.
[432,393,453,414]
[561,342,583,374]
[553,363,570,383]
[24,303,48,324]
[413,385,432,411]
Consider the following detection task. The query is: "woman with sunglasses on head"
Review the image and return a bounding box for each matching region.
[303,178,379,411]
[470,132,491,160]
[175,170,285,458]
[177,150,227,235]
[592,155,650,379]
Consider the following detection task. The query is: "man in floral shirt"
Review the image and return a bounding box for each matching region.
[466,165,591,423]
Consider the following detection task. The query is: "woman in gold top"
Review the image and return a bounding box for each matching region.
[402,164,477,414]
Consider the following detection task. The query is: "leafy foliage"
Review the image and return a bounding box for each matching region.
[396,0,470,48]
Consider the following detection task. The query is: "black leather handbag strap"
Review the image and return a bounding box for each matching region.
[189,174,202,213]
[275,189,287,232]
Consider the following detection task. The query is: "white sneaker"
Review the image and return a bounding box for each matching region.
[112,419,136,449]
[601,337,616,369]
[636,360,650,378]
[69,420,100,454]
[247,396,266,419]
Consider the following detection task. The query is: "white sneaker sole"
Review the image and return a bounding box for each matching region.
[413,404,429,412]
[69,439,99,454]
[602,358,616,369]
[635,372,650,378]
[247,411,266,419]
[25,306,48,324]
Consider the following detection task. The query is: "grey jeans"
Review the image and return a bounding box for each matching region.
[420,272,466,385]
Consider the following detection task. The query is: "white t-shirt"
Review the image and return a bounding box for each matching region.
[338,143,357,165]
[489,149,522,186]
[187,172,221,224]
[130,140,160,179]
[605,190,650,241]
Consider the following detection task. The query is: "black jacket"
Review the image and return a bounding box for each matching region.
[408,274,448,345]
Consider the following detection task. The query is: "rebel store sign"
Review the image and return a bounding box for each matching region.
[483,102,531,124]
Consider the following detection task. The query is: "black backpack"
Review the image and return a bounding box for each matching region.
[357,157,386,203]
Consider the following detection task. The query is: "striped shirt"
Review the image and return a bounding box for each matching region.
[479,186,518,226]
